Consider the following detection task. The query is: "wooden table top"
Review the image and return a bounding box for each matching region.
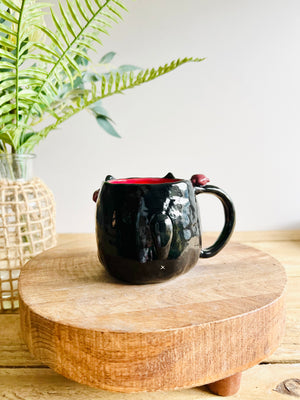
[1,231,299,398]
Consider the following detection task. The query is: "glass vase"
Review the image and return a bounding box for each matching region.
[0,153,35,181]
[0,154,56,311]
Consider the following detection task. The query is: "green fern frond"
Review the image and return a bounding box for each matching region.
[1,0,21,14]
[18,57,204,152]
[22,0,129,128]
[0,0,52,147]
[0,0,205,153]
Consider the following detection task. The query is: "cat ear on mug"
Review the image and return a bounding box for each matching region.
[105,175,115,181]
[164,172,175,179]
[93,176,115,202]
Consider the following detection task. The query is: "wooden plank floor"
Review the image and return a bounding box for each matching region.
[0,232,299,399]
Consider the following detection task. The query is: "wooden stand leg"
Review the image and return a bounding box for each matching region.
[208,372,242,396]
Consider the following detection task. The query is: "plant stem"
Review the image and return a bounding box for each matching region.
[15,0,27,133]
[0,141,6,153]
[7,158,16,180]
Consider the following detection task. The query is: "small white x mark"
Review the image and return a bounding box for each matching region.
[160,265,165,270]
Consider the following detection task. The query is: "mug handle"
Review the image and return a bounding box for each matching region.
[194,184,236,258]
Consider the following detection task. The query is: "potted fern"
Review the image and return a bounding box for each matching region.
[0,0,204,310]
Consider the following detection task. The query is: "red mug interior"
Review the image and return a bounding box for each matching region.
[108,178,182,184]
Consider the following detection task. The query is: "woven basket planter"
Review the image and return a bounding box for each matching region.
[0,177,56,311]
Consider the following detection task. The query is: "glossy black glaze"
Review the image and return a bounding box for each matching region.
[195,185,236,258]
[95,176,235,284]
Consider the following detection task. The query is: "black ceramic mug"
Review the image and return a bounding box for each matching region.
[93,173,235,284]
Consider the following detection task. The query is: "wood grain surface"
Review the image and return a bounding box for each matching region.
[0,364,299,400]
[18,238,287,392]
[0,231,299,399]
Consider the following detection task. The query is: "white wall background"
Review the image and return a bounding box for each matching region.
[36,0,300,233]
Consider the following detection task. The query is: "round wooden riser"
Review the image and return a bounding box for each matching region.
[19,239,286,395]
